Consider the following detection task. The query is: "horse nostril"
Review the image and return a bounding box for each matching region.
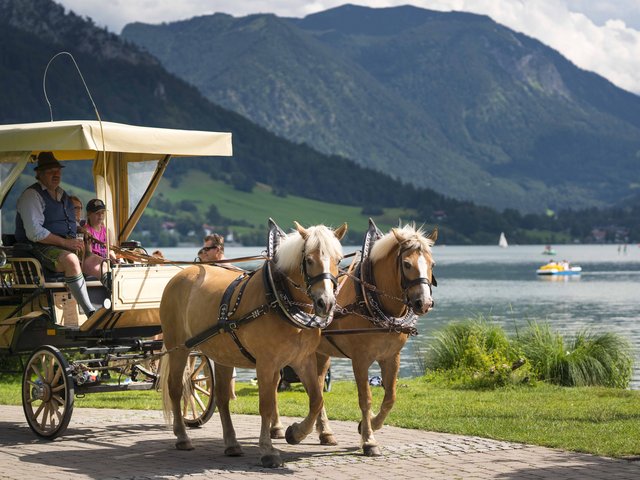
[316,298,326,311]
[415,300,423,311]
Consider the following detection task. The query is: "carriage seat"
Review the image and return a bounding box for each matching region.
[8,257,102,289]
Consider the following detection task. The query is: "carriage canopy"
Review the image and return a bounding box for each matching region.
[0,120,232,242]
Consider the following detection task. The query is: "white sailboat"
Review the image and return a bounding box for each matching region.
[499,232,508,248]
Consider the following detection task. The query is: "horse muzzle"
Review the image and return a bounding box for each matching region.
[313,292,336,318]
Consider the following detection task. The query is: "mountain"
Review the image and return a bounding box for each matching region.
[122,4,640,213]
[0,0,464,242]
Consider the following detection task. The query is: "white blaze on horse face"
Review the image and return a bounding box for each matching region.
[412,254,433,314]
[307,253,336,318]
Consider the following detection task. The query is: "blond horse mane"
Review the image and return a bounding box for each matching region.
[370,223,434,262]
[275,225,344,273]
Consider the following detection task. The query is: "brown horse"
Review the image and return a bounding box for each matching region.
[295,220,437,456]
[159,221,347,468]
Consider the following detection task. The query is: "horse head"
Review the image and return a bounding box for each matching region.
[371,224,437,315]
[276,221,347,318]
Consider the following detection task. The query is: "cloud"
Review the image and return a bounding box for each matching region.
[56,0,640,94]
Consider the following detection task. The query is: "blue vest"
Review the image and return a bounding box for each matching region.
[15,183,76,243]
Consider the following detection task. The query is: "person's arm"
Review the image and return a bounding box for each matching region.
[16,188,49,242]
[17,188,82,251]
[39,232,84,252]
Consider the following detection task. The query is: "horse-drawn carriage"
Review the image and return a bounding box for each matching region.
[0,119,439,468]
[0,119,232,438]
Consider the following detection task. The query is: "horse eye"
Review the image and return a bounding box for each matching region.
[306,257,314,266]
[402,260,412,270]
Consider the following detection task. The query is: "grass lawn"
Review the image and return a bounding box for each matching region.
[2,377,639,458]
[156,172,413,232]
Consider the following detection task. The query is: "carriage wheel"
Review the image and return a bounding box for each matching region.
[182,352,215,428]
[22,346,74,439]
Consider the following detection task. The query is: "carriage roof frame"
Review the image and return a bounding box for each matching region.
[0,119,233,243]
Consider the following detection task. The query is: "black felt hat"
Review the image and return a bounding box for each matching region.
[33,152,64,171]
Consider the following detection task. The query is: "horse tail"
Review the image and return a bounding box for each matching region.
[159,347,194,425]
[159,348,172,425]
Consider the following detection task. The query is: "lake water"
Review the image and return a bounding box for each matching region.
[160,244,640,388]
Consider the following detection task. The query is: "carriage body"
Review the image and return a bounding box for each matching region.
[0,120,232,437]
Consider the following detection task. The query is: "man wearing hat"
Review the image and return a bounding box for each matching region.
[15,152,95,318]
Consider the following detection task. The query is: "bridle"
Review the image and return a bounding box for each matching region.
[301,245,339,296]
[397,245,437,306]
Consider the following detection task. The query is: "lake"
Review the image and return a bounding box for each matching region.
[159,244,640,388]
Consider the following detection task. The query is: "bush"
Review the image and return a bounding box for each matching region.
[515,322,633,388]
[424,318,528,388]
[422,319,633,389]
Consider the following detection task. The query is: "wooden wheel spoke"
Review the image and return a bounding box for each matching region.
[32,401,45,419]
[192,361,206,378]
[45,356,54,382]
[193,383,210,396]
[188,395,200,417]
[192,391,206,411]
[51,366,62,386]
[52,394,65,406]
[51,384,66,393]
[192,374,211,385]
[30,363,43,381]
[39,403,50,430]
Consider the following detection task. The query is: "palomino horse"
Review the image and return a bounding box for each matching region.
[159,220,347,467]
[302,220,437,456]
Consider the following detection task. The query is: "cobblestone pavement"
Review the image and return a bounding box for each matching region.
[1,405,639,479]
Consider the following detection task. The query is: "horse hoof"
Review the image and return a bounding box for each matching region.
[175,440,194,451]
[261,454,284,468]
[319,433,338,446]
[270,427,285,439]
[363,445,382,457]
[285,425,300,445]
[224,446,244,457]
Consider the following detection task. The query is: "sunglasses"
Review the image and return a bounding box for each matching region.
[198,245,219,254]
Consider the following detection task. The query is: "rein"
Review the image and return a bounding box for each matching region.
[82,229,268,267]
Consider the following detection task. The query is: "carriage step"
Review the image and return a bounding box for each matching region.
[79,345,135,355]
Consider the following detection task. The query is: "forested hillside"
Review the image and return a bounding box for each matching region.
[123,4,640,213]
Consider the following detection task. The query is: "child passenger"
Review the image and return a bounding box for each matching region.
[82,198,118,280]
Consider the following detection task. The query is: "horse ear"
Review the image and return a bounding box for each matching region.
[428,226,438,243]
[334,223,348,241]
[294,221,309,240]
[392,228,403,243]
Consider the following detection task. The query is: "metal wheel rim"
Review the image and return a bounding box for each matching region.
[182,352,215,427]
[22,346,74,439]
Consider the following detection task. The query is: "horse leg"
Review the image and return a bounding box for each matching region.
[214,363,243,456]
[371,354,400,431]
[314,353,337,445]
[270,392,285,439]
[352,359,381,456]
[256,365,284,468]
[167,349,193,450]
[285,354,325,445]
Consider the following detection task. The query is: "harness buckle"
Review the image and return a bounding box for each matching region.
[228,321,238,330]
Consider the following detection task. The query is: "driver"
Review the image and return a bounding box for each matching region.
[14,152,95,318]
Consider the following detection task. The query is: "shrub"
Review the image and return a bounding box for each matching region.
[424,318,528,388]
[515,322,633,388]
[423,319,633,389]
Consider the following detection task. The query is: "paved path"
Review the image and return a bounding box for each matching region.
[1,405,639,479]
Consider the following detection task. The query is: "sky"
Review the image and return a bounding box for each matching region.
[56,0,640,95]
